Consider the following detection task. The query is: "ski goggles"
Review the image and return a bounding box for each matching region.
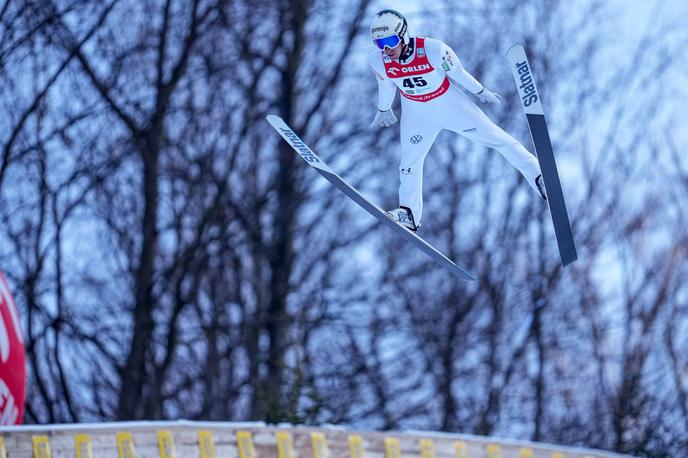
[373,35,401,50]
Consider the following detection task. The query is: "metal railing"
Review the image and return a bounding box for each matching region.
[0,420,638,458]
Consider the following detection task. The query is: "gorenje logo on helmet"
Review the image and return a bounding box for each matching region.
[372,26,390,33]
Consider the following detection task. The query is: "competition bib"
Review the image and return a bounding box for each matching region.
[382,37,449,102]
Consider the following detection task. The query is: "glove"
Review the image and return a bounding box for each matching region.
[371,109,398,128]
[475,87,501,104]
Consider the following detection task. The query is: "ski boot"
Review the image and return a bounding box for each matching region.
[386,206,419,232]
[535,175,547,201]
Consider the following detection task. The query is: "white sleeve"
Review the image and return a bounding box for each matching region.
[368,52,397,111]
[374,71,397,111]
[427,39,483,94]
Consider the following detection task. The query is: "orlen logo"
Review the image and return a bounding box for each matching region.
[401,64,430,73]
[0,271,25,425]
[279,128,320,163]
[387,64,430,77]
[515,60,538,107]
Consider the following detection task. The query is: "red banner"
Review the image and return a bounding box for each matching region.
[0,271,25,424]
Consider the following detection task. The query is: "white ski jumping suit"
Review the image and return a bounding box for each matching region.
[369,37,542,225]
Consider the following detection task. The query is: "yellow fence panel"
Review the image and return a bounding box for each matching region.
[486,444,501,458]
[198,431,216,458]
[32,436,51,458]
[519,448,533,458]
[311,431,330,458]
[419,439,435,458]
[236,430,256,458]
[348,435,364,458]
[116,432,136,458]
[277,431,294,458]
[157,430,175,458]
[384,437,401,458]
[454,441,468,458]
[75,434,93,458]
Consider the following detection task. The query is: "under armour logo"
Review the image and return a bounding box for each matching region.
[410,135,423,144]
[401,167,412,175]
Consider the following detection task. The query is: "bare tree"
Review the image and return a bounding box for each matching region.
[2,0,687,456]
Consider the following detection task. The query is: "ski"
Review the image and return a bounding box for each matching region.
[266,115,477,281]
[506,45,578,267]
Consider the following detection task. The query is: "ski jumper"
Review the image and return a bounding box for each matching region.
[369,37,542,225]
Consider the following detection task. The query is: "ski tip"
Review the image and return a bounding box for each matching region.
[266,114,287,131]
[506,44,524,56]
